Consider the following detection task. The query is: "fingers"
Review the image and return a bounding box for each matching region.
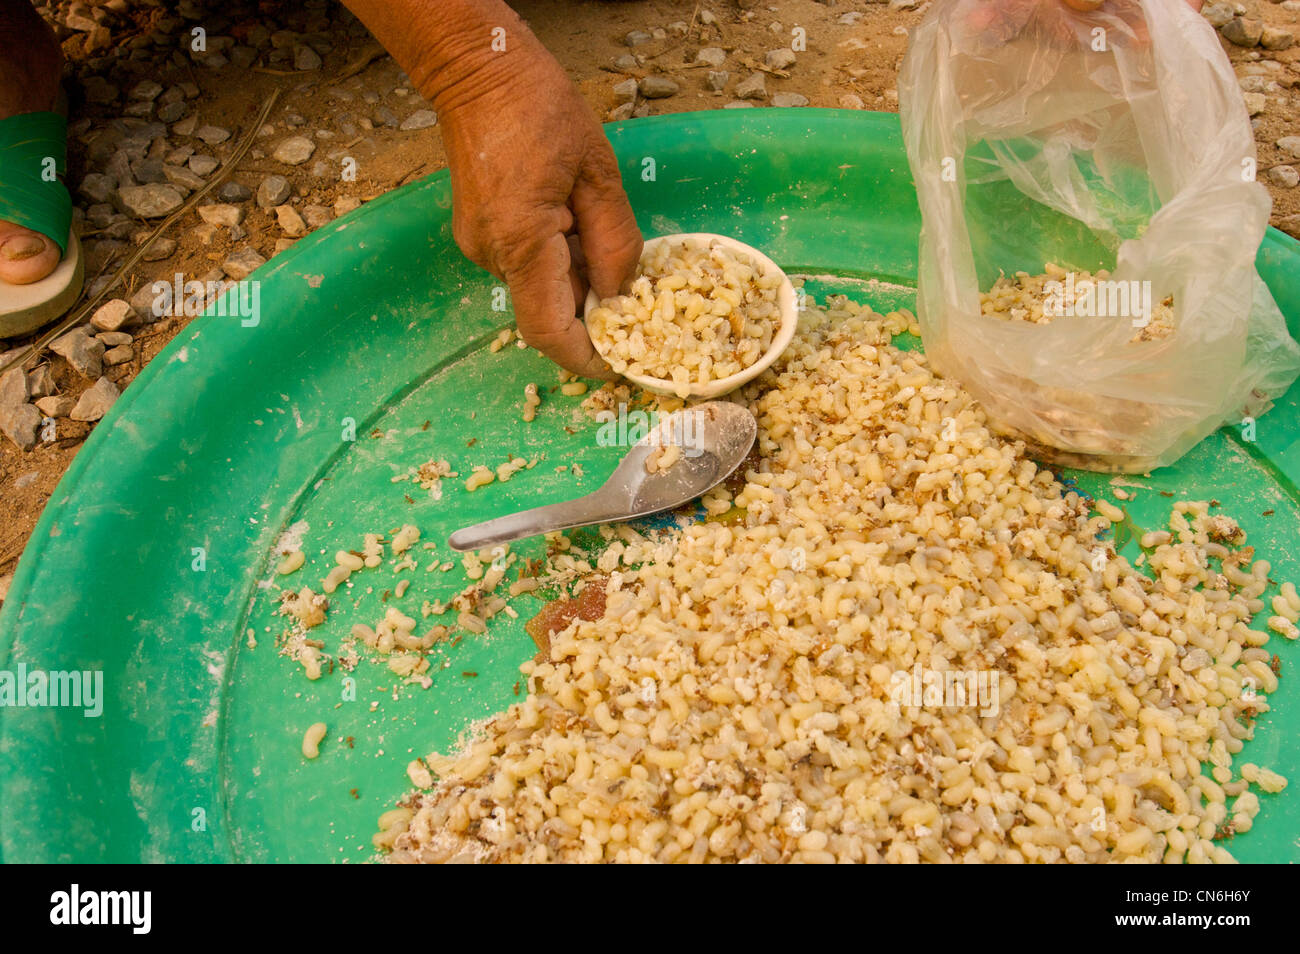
[506,230,615,380]
[571,141,643,300]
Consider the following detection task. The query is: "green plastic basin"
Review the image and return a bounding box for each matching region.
[1,109,1297,862]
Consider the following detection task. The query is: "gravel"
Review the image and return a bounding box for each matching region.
[34,395,76,419]
[624,30,652,47]
[141,236,179,262]
[79,173,117,204]
[613,78,639,104]
[1277,136,1300,159]
[157,100,187,123]
[638,76,680,99]
[272,136,316,165]
[276,204,307,236]
[70,376,120,423]
[399,109,438,131]
[1201,2,1234,28]
[0,404,40,451]
[294,44,323,70]
[223,246,268,281]
[706,71,730,92]
[1221,18,1262,47]
[50,329,105,378]
[90,299,136,332]
[118,183,184,218]
[1267,165,1300,188]
[1260,27,1294,51]
[104,345,134,366]
[696,47,727,68]
[219,182,253,203]
[188,154,220,176]
[612,54,638,71]
[257,174,293,208]
[163,164,206,191]
[764,48,796,70]
[302,205,332,228]
[195,124,232,145]
[735,72,768,100]
[129,80,164,102]
[771,92,810,108]
[374,106,400,128]
[197,204,245,227]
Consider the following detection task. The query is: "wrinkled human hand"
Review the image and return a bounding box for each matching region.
[436,52,642,379]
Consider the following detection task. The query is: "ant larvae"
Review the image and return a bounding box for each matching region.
[276,550,304,575]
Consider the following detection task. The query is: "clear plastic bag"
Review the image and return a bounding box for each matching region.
[899,0,1300,473]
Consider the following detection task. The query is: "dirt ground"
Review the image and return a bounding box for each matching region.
[2,0,1299,597]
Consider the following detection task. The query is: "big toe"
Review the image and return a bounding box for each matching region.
[0,222,62,285]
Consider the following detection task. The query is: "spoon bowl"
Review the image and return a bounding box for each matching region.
[448,401,757,551]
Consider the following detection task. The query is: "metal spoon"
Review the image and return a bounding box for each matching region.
[448,402,757,551]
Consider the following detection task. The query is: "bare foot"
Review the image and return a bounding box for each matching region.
[0,0,67,286]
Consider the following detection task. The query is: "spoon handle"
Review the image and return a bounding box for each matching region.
[448,490,623,551]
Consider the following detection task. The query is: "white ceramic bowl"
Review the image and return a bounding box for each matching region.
[583,232,798,400]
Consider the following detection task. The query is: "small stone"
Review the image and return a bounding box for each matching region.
[1244,92,1267,116]
[613,78,639,103]
[613,54,638,71]
[82,75,119,104]
[302,205,332,228]
[186,155,217,178]
[696,47,727,68]
[219,182,253,203]
[838,12,863,25]
[66,3,97,31]
[90,298,136,332]
[771,92,810,108]
[79,173,117,204]
[70,377,120,422]
[1202,2,1235,28]
[667,20,689,37]
[257,174,293,208]
[706,70,730,92]
[171,115,198,137]
[700,10,717,25]
[735,72,768,100]
[0,363,26,409]
[129,79,164,101]
[765,48,797,70]
[276,204,307,237]
[0,404,40,451]
[163,164,205,191]
[273,238,296,256]
[27,365,54,399]
[130,158,167,185]
[118,183,184,218]
[197,204,245,227]
[273,136,316,165]
[639,76,680,99]
[195,124,231,145]
[96,331,133,346]
[1278,213,1300,240]
[1268,165,1299,188]
[724,101,755,109]
[608,102,635,122]
[104,344,133,366]
[35,395,76,419]
[334,196,362,216]
[50,329,105,378]
[1260,27,1294,51]
[1221,18,1263,47]
[222,246,267,280]
[374,106,400,128]
[890,0,924,9]
[130,283,160,319]
[1277,136,1300,159]
[294,44,322,70]
[839,93,865,109]
[141,236,178,262]
[399,109,438,131]
[625,30,652,47]
[157,100,187,123]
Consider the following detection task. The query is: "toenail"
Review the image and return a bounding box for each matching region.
[1,235,48,262]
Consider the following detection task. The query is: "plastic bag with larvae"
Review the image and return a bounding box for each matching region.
[899,0,1300,472]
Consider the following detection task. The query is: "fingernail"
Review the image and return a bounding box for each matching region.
[1,235,47,262]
